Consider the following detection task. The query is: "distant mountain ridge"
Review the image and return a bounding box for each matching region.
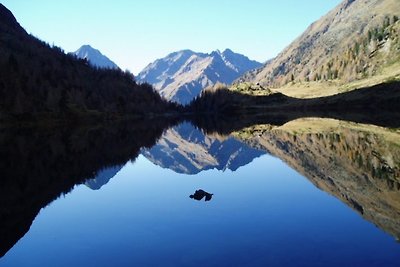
[241,0,400,92]
[72,45,119,69]
[137,49,262,104]
[0,4,175,120]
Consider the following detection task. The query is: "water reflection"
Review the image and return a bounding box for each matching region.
[0,115,399,261]
[231,118,400,240]
[0,118,175,257]
[142,122,265,174]
[85,164,124,190]
[145,117,400,240]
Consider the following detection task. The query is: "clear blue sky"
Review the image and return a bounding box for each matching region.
[2,0,342,74]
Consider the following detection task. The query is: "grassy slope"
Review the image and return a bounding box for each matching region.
[272,59,400,98]
[233,57,400,99]
[239,0,400,98]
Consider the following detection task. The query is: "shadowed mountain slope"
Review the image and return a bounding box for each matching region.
[0,4,176,122]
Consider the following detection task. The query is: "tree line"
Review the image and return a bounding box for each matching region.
[0,14,180,122]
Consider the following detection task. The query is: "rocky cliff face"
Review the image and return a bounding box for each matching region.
[137,49,261,104]
[242,0,400,89]
[234,118,400,240]
[142,122,265,174]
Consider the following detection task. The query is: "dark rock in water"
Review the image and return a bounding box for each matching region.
[190,189,214,202]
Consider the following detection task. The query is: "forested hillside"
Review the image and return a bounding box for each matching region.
[0,4,177,122]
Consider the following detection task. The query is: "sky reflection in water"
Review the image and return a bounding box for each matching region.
[2,150,399,267]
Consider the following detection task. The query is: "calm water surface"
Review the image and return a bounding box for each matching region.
[1,119,399,266]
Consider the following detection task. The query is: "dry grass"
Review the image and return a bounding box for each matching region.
[229,82,273,96]
[245,60,400,99]
[242,0,400,96]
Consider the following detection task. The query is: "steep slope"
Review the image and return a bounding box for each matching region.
[0,4,175,121]
[72,45,119,69]
[142,122,265,174]
[242,0,400,96]
[137,49,262,104]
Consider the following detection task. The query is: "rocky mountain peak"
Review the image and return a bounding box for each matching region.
[137,49,262,104]
[72,45,119,69]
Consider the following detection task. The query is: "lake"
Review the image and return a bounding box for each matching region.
[0,117,399,267]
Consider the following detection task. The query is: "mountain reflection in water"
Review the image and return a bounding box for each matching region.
[233,118,400,240]
[0,119,175,257]
[142,122,265,174]
[0,115,399,261]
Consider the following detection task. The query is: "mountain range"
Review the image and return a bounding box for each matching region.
[0,4,175,120]
[72,45,119,69]
[137,49,262,104]
[1,0,400,117]
[240,0,400,97]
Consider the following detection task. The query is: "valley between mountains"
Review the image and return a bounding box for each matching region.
[1,1,400,264]
[1,0,400,122]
